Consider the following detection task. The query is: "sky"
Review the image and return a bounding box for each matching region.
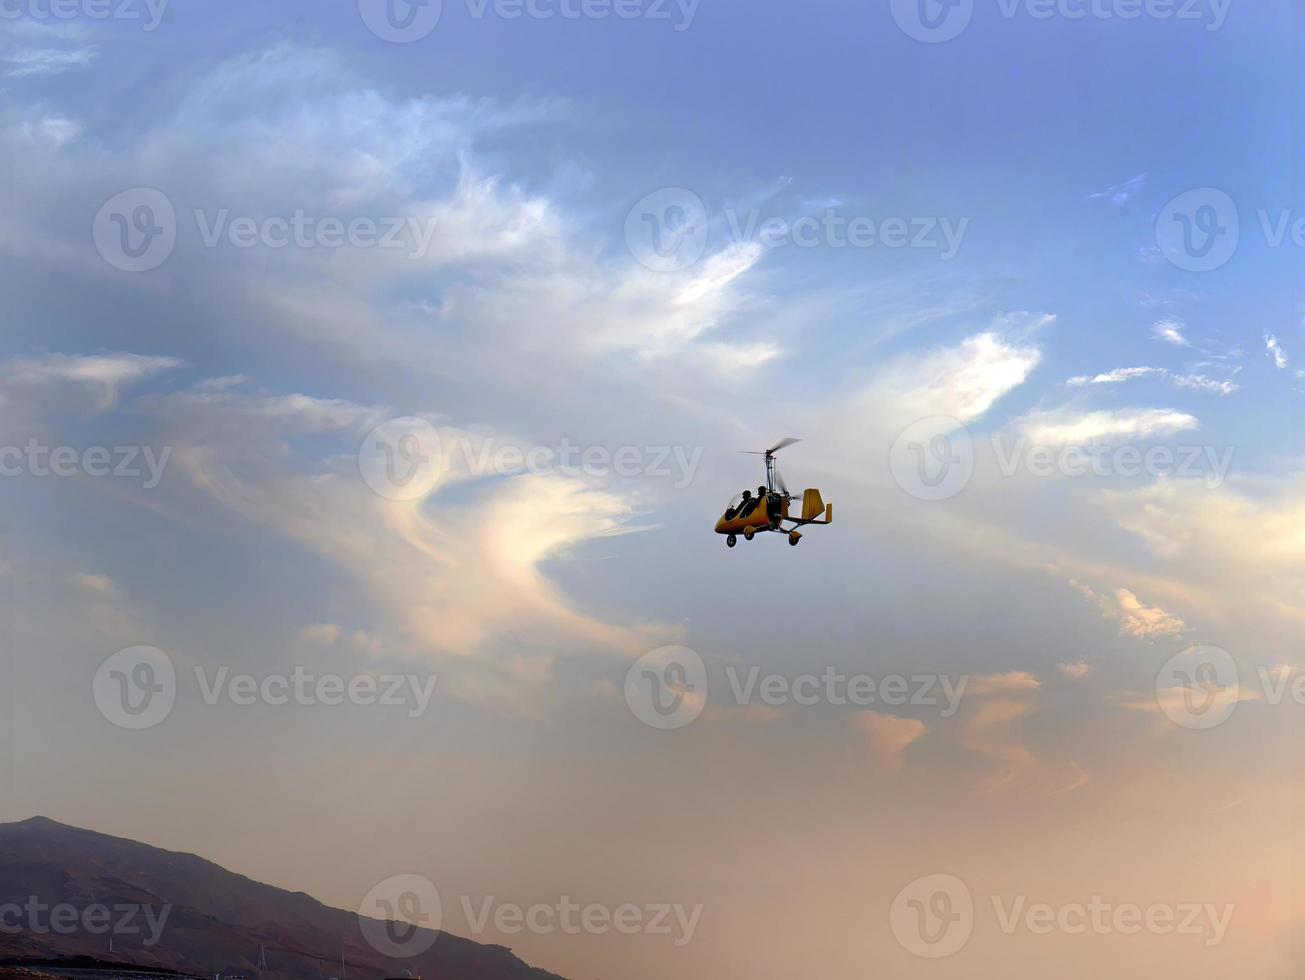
[1,1,1304,978]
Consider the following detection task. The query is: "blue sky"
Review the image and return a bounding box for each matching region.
[2,2,1304,979]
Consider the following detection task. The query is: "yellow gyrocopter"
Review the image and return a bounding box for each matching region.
[715,438,832,548]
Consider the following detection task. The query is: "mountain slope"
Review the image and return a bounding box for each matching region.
[0,818,565,980]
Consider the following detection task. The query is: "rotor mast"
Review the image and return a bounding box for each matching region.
[742,438,800,497]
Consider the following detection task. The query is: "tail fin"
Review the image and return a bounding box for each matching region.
[802,489,825,522]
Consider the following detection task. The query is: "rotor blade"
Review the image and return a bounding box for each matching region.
[766,437,801,454]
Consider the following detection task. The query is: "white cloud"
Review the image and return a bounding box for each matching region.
[1266,334,1289,369]
[1068,366,1165,386]
[1067,366,1236,395]
[852,326,1044,433]
[2,45,97,78]
[1087,172,1146,209]
[1152,317,1190,347]
[1058,659,1095,680]
[1070,580,1185,639]
[154,383,657,678]
[1019,408,1198,445]
[0,353,184,417]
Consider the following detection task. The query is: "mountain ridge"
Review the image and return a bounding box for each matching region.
[0,817,566,980]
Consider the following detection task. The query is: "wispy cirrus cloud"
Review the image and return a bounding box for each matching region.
[1152,317,1190,347]
[1067,365,1237,395]
[2,45,97,78]
[1087,172,1146,210]
[1019,407,1198,445]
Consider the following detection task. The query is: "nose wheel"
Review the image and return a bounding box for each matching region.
[788,532,801,546]
[726,534,737,548]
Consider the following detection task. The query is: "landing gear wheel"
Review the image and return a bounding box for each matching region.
[726,534,737,548]
[743,526,755,541]
[788,532,801,547]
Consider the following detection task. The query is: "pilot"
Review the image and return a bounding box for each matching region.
[737,489,752,516]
